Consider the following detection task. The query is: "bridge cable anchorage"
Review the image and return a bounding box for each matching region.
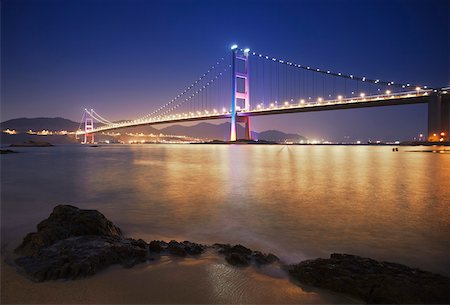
[249,50,422,89]
[135,56,226,121]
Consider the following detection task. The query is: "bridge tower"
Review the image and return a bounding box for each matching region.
[428,93,449,142]
[230,45,251,141]
[83,111,95,144]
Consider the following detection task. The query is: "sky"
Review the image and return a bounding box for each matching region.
[2,0,449,141]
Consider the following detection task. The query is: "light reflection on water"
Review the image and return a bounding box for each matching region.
[1,144,449,275]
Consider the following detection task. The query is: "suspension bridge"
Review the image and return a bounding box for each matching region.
[76,44,450,144]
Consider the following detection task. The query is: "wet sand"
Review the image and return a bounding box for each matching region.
[2,254,360,304]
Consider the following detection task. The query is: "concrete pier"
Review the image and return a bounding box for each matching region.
[428,93,449,142]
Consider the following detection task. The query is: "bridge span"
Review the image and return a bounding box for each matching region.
[76,45,449,143]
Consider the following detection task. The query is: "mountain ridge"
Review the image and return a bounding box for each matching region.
[1,117,305,142]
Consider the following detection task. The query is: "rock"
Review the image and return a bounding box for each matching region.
[15,236,148,281]
[168,240,187,256]
[15,205,122,256]
[166,240,205,256]
[215,243,279,266]
[0,149,18,154]
[148,240,166,252]
[288,253,450,304]
[10,141,53,147]
[226,253,250,266]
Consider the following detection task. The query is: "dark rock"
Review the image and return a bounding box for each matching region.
[15,205,122,256]
[166,240,205,256]
[10,141,53,147]
[168,240,187,256]
[215,243,278,266]
[15,236,148,281]
[288,253,450,304]
[226,253,250,266]
[148,240,166,252]
[0,149,18,154]
[252,251,279,265]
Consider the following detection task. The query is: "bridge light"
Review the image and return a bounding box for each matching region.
[222,107,226,113]
[284,101,289,106]
[317,97,323,102]
[415,86,421,91]
[300,99,305,104]
[231,44,238,50]
[257,104,262,109]
[213,109,217,113]
[337,95,343,100]
[270,103,274,108]
[386,90,391,94]
[360,93,365,98]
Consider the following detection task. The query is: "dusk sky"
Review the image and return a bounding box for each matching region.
[2,0,449,141]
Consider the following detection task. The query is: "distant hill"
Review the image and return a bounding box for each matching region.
[160,122,305,142]
[159,122,250,140]
[257,130,306,142]
[0,117,80,132]
[1,117,305,143]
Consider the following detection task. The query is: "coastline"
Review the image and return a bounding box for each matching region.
[3,205,448,304]
[2,253,360,304]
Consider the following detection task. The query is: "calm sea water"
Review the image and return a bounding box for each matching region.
[2,144,450,276]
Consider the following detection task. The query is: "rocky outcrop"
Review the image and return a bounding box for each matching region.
[15,236,148,281]
[214,244,278,266]
[288,253,450,304]
[12,205,450,305]
[0,149,18,154]
[15,205,122,257]
[13,205,275,282]
[10,140,53,147]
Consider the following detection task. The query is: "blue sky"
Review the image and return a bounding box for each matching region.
[2,0,449,141]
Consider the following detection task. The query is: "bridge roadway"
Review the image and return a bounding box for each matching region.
[76,89,449,141]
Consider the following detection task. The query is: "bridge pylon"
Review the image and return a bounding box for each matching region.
[428,93,449,142]
[230,45,251,141]
[82,110,95,144]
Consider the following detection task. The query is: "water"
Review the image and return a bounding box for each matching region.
[2,144,450,278]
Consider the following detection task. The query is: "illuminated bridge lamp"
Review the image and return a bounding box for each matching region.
[386,90,391,95]
[360,93,365,98]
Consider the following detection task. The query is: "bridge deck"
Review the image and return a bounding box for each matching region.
[76,91,432,135]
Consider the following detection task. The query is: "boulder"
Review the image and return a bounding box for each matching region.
[215,243,279,266]
[15,236,148,281]
[15,205,122,256]
[288,253,450,304]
